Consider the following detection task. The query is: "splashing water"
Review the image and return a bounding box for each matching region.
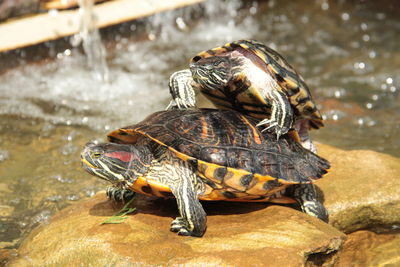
[71,0,109,82]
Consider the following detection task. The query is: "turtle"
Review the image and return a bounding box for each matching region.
[168,39,324,152]
[81,109,330,237]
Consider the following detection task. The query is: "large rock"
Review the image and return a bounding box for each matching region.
[316,144,400,233]
[337,230,400,267]
[9,193,345,267]
[9,144,400,266]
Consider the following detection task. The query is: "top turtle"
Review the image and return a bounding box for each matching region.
[168,39,323,152]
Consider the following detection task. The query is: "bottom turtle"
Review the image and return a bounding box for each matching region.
[81,109,330,237]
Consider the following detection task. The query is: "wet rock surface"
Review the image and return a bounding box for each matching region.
[316,144,400,233]
[337,230,400,267]
[9,193,345,266]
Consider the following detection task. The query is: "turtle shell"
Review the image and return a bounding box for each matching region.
[108,109,329,201]
[191,39,324,129]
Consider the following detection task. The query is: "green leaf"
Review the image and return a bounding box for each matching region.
[101,197,136,225]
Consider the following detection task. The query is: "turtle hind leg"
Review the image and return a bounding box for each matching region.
[257,90,293,139]
[287,184,328,223]
[167,69,197,110]
[106,186,136,203]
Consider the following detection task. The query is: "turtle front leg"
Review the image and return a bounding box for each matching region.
[257,90,293,139]
[287,184,328,222]
[167,69,197,110]
[106,186,136,203]
[168,164,207,237]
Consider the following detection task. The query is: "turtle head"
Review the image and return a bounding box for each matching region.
[190,55,232,90]
[80,141,150,185]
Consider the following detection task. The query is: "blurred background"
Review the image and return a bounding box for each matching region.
[0,0,399,258]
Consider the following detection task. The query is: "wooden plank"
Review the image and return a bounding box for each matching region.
[0,0,203,52]
[42,0,110,10]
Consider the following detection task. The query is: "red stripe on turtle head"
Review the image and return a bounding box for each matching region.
[104,151,134,163]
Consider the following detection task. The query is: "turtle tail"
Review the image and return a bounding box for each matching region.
[306,152,330,179]
[289,141,330,182]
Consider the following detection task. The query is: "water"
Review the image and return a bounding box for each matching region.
[0,0,399,253]
[71,0,109,82]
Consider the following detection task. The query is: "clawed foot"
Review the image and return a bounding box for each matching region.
[170,217,192,236]
[166,99,194,110]
[106,186,136,203]
[257,118,291,140]
[167,69,197,110]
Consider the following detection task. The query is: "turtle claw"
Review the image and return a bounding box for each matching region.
[257,119,286,140]
[106,186,136,203]
[170,217,191,235]
[177,229,191,236]
[259,90,293,139]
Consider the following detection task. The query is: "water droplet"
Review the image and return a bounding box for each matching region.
[64,49,71,56]
[360,23,368,31]
[369,51,376,59]
[381,84,388,90]
[371,94,379,101]
[390,86,397,93]
[334,90,345,98]
[130,24,136,32]
[321,2,329,10]
[354,62,365,69]
[341,13,350,21]
[332,114,339,121]
[366,103,373,109]
[249,6,257,15]
[82,117,88,123]
[104,125,110,130]
[362,34,370,42]
[148,33,156,41]
[357,118,364,125]
[66,194,80,201]
[366,120,376,127]
[84,189,96,197]
[386,77,393,84]
[175,17,187,30]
